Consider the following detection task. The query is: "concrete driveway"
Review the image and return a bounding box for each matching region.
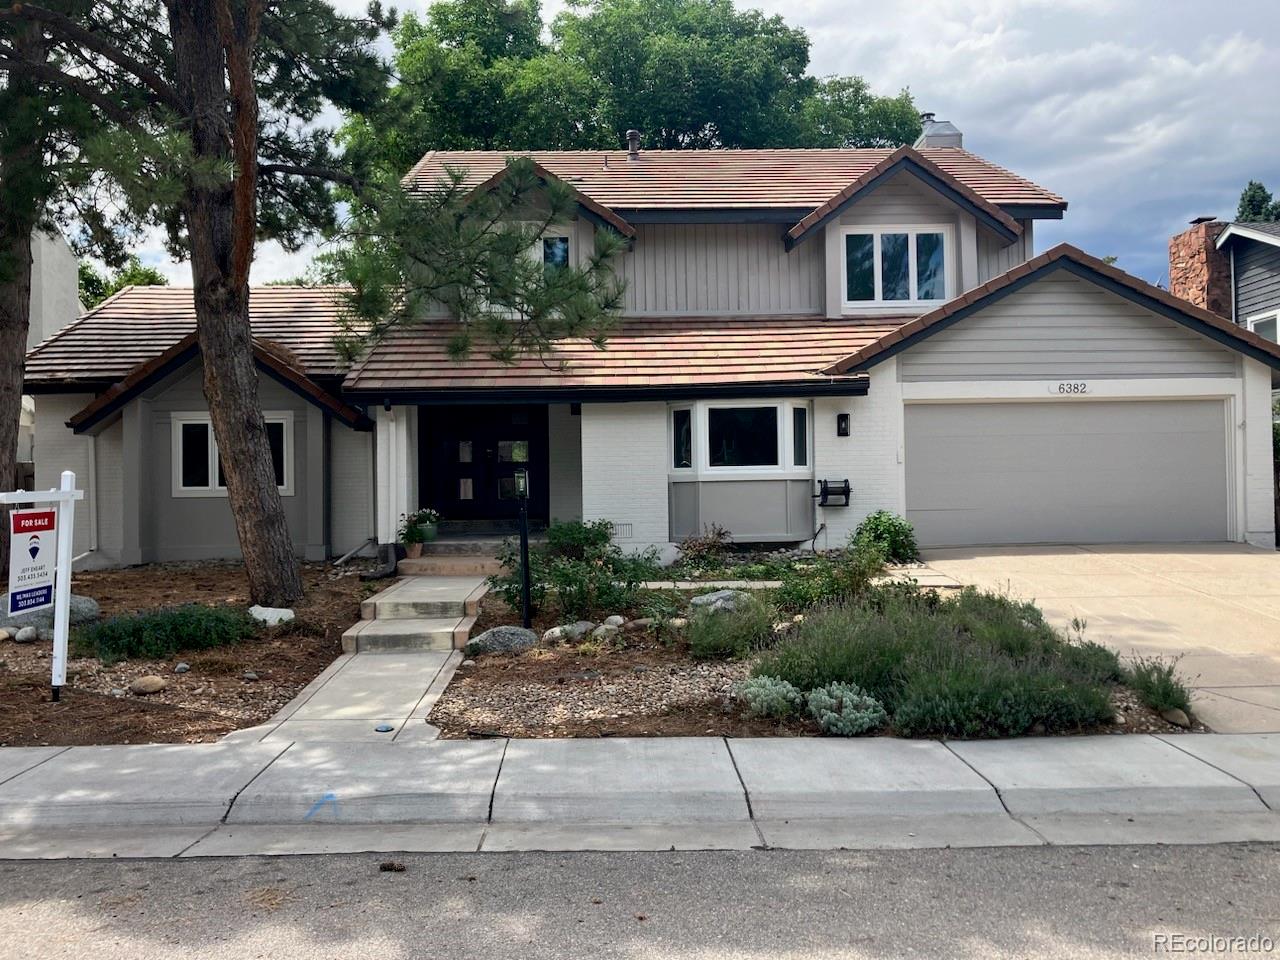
[921,543,1280,734]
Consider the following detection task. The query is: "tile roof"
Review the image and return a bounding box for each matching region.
[823,242,1280,375]
[25,285,352,388]
[403,148,1066,212]
[342,315,904,395]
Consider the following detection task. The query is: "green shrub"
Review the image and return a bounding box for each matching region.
[773,539,885,611]
[805,682,888,736]
[1125,656,1194,714]
[853,510,919,563]
[676,523,732,568]
[73,604,257,665]
[737,675,803,719]
[688,595,779,660]
[753,587,1119,738]
[488,520,662,620]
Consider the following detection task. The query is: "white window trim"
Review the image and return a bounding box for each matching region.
[668,400,814,480]
[171,411,295,499]
[840,223,955,313]
[1246,309,1280,340]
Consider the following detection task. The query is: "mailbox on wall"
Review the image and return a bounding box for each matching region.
[815,479,851,507]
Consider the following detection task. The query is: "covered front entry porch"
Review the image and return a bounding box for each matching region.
[375,402,582,544]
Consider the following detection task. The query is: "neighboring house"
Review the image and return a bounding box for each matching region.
[18,232,82,485]
[1171,219,1280,347]
[24,121,1280,566]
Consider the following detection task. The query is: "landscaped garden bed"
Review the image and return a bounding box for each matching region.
[0,560,378,746]
[431,518,1205,740]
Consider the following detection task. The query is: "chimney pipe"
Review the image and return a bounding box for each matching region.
[626,129,641,160]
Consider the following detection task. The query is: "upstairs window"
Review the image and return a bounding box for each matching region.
[543,235,570,271]
[842,226,951,308]
[1248,311,1279,343]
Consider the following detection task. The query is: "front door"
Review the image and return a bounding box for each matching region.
[420,405,549,526]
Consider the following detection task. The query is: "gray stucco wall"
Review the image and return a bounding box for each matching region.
[669,479,814,542]
[1235,238,1280,322]
[138,362,323,562]
[900,270,1238,382]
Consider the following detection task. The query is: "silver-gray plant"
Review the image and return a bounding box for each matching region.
[737,675,803,719]
[806,682,888,736]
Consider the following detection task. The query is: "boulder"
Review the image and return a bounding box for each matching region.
[690,589,750,613]
[603,615,626,627]
[14,626,37,644]
[542,621,595,644]
[0,594,99,633]
[174,662,190,674]
[1160,707,1192,729]
[465,625,537,657]
[0,628,9,642]
[591,624,620,640]
[129,675,168,696]
[666,617,688,630]
[622,618,654,632]
[249,605,295,626]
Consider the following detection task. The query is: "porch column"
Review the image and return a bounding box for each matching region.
[374,405,416,545]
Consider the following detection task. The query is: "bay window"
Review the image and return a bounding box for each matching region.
[842,225,952,309]
[670,401,812,475]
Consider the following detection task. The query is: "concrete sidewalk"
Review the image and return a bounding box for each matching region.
[0,733,1277,858]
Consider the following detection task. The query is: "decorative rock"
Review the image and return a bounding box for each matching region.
[248,605,295,626]
[622,618,654,632]
[14,626,37,644]
[465,625,538,657]
[0,593,99,631]
[0,628,9,642]
[460,659,476,667]
[666,617,688,630]
[542,621,595,644]
[243,671,259,682]
[690,589,750,613]
[111,688,125,698]
[129,675,168,696]
[174,662,190,674]
[603,615,626,627]
[1161,707,1192,728]
[591,624,620,640]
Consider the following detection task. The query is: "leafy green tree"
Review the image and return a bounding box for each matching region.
[78,255,168,308]
[1237,180,1280,222]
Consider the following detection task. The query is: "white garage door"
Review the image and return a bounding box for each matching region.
[905,399,1230,546]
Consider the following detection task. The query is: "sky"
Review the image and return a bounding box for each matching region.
[137,0,1280,288]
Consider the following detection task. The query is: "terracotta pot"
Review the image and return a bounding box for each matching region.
[404,542,424,559]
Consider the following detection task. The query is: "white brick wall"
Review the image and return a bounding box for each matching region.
[812,360,905,549]
[581,402,673,559]
[330,422,375,556]
[1241,357,1276,548]
[547,403,583,522]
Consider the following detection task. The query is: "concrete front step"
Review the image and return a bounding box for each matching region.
[398,556,505,577]
[420,538,510,556]
[342,617,473,653]
[361,576,489,622]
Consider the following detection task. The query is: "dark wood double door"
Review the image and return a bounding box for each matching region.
[419,405,549,527]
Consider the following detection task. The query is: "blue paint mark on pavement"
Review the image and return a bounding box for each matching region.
[303,791,339,822]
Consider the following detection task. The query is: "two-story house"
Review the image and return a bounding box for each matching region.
[24,123,1280,566]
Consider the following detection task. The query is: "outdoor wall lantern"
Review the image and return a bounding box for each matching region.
[836,413,850,437]
[515,468,532,628]
[815,478,852,507]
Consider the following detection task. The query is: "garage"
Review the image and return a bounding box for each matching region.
[904,399,1231,546]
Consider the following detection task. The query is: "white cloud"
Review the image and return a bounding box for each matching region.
[139,0,1279,288]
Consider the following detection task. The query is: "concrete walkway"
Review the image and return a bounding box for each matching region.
[0,733,1277,858]
[922,544,1280,734]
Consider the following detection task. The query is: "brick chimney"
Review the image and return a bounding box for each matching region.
[1169,218,1231,318]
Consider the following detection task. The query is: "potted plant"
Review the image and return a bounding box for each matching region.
[414,507,441,543]
[398,513,426,558]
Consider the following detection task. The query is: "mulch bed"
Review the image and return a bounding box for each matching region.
[0,560,381,747]
[433,597,1208,740]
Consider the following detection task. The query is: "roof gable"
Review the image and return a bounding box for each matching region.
[784,146,1023,250]
[825,243,1280,376]
[1217,221,1280,252]
[468,160,636,238]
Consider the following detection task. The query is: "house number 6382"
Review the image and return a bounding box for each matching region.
[1056,382,1088,394]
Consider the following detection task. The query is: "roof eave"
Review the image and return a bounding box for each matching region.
[1216,223,1280,252]
[342,378,870,405]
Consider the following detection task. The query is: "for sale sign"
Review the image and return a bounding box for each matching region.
[8,508,57,617]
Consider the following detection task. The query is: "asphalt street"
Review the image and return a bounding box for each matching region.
[1,844,1278,959]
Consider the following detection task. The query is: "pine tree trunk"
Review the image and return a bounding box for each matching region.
[171,0,302,605]
[0,21,43,579]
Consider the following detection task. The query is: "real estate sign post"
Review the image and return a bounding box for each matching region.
[2,471,83,700]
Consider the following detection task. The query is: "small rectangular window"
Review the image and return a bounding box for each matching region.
[459,478,474,500]
[845,233,874,301]
[266,421,286,487]
[498,440,529,463]
[792,407,807,466]
[1251,315,1278,342]
[881,233,910,301]
[180,422,210,488]
[916,232,946,301]
[672,408,692,468]
[708,407,778,467]
[543,236,569,271]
